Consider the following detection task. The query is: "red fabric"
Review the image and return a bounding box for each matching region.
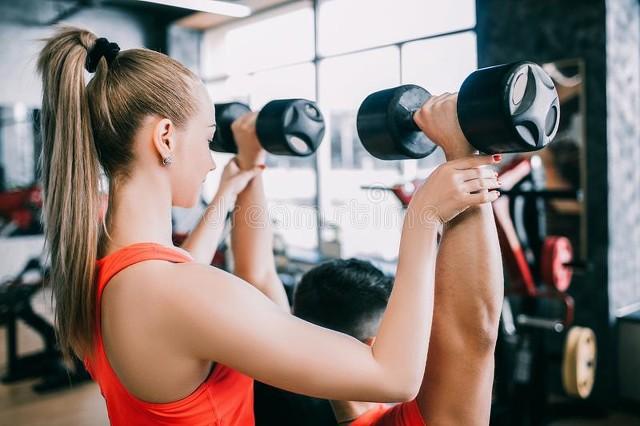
[351,400,426,426]
[83,242,254,425]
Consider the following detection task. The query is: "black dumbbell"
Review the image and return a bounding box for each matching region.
[356,61,560,160]
[210,99,325,157]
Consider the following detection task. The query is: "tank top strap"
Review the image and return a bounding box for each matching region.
[95,242,193,300]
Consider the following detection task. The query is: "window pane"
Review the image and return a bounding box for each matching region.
[402,31,477,94]
[265,169,318,250]
[249,63,318,248]
[318,0,476,56]
[319,47,400,170]
[202,3,314,77]
[318,47,404,259]
[249,63,316,109]
[250,63,316,170]
[0,105,37,189]
[206,64,316,169]
[205,66,318,250]
[201,27,229,79]
[205,74,252,104]
[401,31,477,170]
[320,169,405,260]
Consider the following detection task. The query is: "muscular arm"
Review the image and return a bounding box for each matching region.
[225,112,289,310]
[231,169,290,311]
[416,150,504,425]
[159,217,439,402]
[180,191,233,264]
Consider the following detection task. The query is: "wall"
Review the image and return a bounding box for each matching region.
[0,3,170,107]
[477,0,640,407]
[606,0,640,318]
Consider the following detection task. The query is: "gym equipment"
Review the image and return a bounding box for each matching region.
[0,185,43,236]
[210,99,325,157]
[562,326,597,399]
[618,311,640,402]
[0,258,90,392]
[361,181,418,208]
[356,61,560,160]
[540,236,574,292]
[0,259,55,383]
[372,155,590,424]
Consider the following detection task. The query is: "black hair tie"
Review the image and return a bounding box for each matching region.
[85,37,120,73]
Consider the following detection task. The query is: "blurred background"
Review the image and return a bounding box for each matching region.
[0,1,638,425]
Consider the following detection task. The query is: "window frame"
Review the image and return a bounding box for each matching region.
[200,0,477,254]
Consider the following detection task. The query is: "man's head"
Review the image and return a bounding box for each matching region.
[293,258,393,342]
[255,259,393,423]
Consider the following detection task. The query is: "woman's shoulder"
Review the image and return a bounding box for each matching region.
[103,260,232,312]
[104,258,274,362]
[100,261,236,403]
[103,259,256,333]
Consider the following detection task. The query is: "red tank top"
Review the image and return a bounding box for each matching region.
[351,400,425,425]
[83,242,255,425]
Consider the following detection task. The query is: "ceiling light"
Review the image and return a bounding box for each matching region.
[137,0,251,18]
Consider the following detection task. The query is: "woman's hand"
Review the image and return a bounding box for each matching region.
[217,158,264,199]
[230,111,267,170]
[409,155,502,224]
[182,158,262,264]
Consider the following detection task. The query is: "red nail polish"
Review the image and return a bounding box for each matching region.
[258,164,266,170]
[492,154,502,162]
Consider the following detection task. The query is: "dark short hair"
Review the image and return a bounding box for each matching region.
[293,258,393,341]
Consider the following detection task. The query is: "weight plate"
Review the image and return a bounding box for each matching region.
[562,326,597,399]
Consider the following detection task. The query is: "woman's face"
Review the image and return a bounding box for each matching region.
[170,85,217,208]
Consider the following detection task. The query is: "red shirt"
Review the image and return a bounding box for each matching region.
[83,242,254,425]
[351,400,426,426]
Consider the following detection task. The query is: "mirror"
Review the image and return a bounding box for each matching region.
[541,59,585,260]
[0,105,42,237]
[508,59,586,262]
[0,104,40,192]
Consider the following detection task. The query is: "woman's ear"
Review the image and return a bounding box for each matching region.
[151,117,176,162]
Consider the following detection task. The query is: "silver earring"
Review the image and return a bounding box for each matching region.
[162,156,173,166]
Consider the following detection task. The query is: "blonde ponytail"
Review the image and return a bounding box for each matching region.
[38,26,199,359]
[38,27,102,359]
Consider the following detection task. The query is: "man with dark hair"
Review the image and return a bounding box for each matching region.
[293,258,393,344]
[254,259,394,426]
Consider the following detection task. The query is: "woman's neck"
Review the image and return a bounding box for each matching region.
[102,172,175,256]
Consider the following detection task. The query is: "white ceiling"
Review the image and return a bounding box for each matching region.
[175,0,297,30]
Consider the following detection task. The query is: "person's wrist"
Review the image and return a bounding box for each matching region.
[236,150,266,170]
[406,196,444,229]
[443,137,478,160]
[214,186,236,206]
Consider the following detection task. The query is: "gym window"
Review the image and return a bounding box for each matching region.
[200,0,477,257]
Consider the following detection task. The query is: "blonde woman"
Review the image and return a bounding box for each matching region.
[38,27,500,425]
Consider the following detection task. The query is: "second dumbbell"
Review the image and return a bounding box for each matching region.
[210,99,325,157]
[356,61,560,160]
